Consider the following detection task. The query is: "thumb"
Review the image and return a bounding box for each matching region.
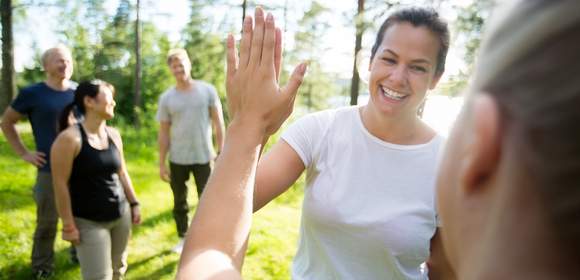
[282,62,307,100]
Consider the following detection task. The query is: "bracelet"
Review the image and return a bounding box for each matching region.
[129,201,140,208]
[62,224,77,232]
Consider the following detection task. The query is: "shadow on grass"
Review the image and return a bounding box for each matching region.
[0,246,79,280]
[0,190,34,212]
[132,258,178,280]
[130,249,174,271]
[0,261,31,280]
[133,209,174,235]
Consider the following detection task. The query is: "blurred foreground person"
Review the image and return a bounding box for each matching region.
[177,7,306,279]
[437,0,580,278]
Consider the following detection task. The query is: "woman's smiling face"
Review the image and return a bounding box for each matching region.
[367,22,442,118]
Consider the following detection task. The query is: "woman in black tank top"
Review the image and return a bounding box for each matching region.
[69,123,124,221]
[51,80,141,279]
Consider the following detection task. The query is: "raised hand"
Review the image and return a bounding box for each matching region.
[226,7,307,136]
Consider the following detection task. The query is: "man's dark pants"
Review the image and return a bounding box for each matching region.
[31,172,58,272]
[169,162,211,238]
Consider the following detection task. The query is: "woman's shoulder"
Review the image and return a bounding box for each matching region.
[105,125,120,135]
[105,126,122,145]
[54,126,81,148]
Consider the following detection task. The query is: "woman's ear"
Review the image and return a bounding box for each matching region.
[460,93,501,194]
[83,95,94,110]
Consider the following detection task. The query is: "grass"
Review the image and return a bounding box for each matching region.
[0,123,303,279]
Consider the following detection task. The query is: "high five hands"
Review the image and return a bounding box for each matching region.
[226,7,307,136]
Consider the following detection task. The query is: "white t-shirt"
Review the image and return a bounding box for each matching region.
[281,106,443,280]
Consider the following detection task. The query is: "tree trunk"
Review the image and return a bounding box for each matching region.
[0,0,15,113]
[283,0,288,38]
[134,0,142,127]
[241,0,247,30]
[349,0,364,105]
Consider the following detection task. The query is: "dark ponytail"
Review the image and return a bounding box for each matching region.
[58,102,77,132]
[58,80,111,132]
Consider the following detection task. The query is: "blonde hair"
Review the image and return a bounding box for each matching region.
[469,0,580,259]
[41,44,72,68]
[167,48,190,65]
[471,0,580,91]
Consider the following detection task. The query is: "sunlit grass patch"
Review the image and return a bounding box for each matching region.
[0,124,302,279]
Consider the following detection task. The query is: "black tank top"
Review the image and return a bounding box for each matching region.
[69,124,126,222]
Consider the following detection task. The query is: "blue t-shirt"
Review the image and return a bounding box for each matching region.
[11,82,75,172]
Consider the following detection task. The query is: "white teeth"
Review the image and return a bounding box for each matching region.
[381,87,407,100]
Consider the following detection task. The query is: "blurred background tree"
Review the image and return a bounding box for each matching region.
[2,0,494,122]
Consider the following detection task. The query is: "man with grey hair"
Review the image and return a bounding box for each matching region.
[0,45,76,279]
[157,48,225,254]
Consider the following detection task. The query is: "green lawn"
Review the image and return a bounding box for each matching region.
[0,123,303,279]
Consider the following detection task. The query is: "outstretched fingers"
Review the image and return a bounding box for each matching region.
[260,13,276,75]
[248,7,265,69]
[226,34,237,82]
[239,16,253,69]
[274,27,283,81]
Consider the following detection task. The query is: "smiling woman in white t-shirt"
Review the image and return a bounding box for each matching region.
[254,7,455,280]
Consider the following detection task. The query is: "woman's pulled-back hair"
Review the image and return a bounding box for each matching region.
[370,7,449,76]
[58,80,115,132]
[470,0,580,260]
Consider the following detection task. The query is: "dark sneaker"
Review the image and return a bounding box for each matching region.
[33,270,53,279]
[69,246,79,264]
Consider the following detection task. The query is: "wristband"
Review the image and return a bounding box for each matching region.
[62,224,77,232]
[129,201,140,208]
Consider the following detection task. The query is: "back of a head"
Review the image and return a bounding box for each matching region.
[470,0,580,261]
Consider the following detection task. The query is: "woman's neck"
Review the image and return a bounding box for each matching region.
[82,113,106,135]
[360,105,433,144]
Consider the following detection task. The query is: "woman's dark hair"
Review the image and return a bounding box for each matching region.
[58,80,114,132]
[370,7,449,76]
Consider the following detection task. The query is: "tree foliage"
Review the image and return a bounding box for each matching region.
[10,0,493,119]
[15,0,173,124]
[181,0,228,120]
[289,0,335,111]
[441,0,494,96]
